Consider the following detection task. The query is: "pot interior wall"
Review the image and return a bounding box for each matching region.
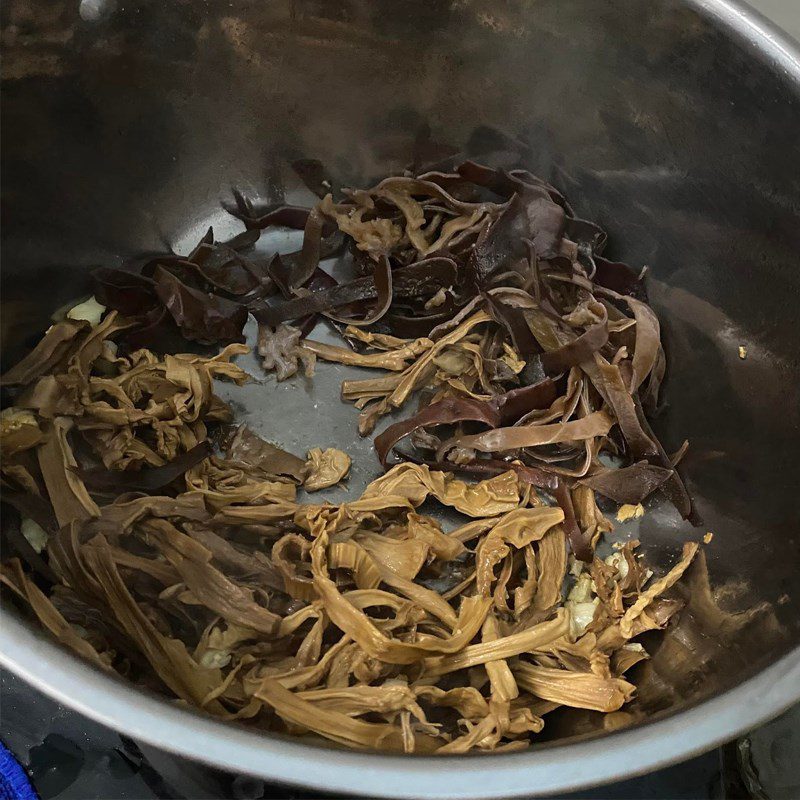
[2,0,799,742]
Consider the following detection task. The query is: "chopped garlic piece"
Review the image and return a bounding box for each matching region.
[703,531,714,544]
[738,345,747,360]
[616,503,645,522]
[21,518,49,554]
[567,599,599,638]
[67,296,106,326]
[605,551,630,580]
[199,649,232,669]
[567,572,595,604]
[424,287,448,311]
[0,407,38,433]
[622,642,645,653]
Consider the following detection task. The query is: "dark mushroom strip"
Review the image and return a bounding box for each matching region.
[92,268,159,316]
[592,356,659,460]
[579,462,673,505]
[254,258,457,328]
[634,397,696,521]
[285,208,326,290]
[292,159,336,199]
[325,256,393,327]
[552,479,592,562]
[593,256,647,300]
[563,217,608,256]
[375,378,558,466]
[153,267,248,345]
[375,397,502,466]
[624,296,663,395]
[76,441,213,494]
[223,191,312,231]
[399,451,558,492]
[468,189,564,287]
[223,425,307,482]
[384,309,456,338]
[540,306,609,375]
[493,379,559,424]
[485,293,541,357]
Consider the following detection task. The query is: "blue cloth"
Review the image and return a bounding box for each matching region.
[0,741,37,800]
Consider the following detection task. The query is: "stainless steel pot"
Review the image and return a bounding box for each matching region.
[2,1,799,796]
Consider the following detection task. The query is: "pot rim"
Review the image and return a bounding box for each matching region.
[694,0,800,82]
[1,0,799,796]
[1,614,799,798]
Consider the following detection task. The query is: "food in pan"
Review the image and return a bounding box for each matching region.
[0,159,701,753]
